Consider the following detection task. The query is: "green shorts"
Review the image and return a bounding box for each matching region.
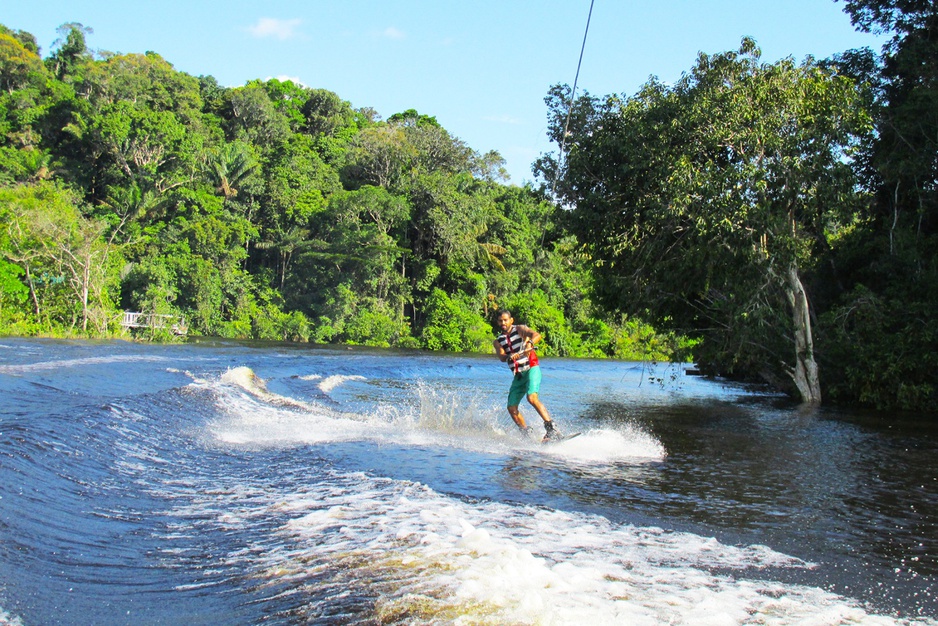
[507,366,542,407]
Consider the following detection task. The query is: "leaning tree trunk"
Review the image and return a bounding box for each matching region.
[23,264,41,318]
[81,258,91,333]
[786,264,822,404]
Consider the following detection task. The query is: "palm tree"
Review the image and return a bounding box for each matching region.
[100,183,167,246]
[208,142,257,200]
[467,222,507,273]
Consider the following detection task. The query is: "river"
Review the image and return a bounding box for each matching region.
[0,337,935,624]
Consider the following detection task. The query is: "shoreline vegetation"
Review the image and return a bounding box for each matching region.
[1,6,936,414]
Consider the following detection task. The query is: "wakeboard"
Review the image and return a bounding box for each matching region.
[542,432,582,444]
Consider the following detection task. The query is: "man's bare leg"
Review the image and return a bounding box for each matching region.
[507,405,527,430]
[527,393,559,440]
[526,393,552,425]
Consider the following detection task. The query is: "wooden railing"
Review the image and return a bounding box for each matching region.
[119,312,188,335]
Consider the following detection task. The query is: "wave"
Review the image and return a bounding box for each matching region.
[196,366,374,447]
[297,373,367,393]
[0,354,172,375]
[198,367,668,464]
[166,469,928,625]
[2,347,934,623]
[540,426,666,462]
[172,366,932,622]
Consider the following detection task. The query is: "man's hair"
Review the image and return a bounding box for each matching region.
[496,309,512,318]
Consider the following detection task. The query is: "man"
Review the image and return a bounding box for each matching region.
[493,309,560,442]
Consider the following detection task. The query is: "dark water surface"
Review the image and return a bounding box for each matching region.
[0,338,935,625]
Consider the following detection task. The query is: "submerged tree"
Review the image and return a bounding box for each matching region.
[541,39,873,403]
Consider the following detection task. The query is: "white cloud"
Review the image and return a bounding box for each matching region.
[383,26,406,40]
[247,18,302,40]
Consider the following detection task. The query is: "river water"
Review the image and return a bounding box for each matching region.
[0,337,935,625]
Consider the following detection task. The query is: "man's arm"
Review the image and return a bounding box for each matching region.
[517,325,541,349]
[493,338,509,362]
[494,335,530,364]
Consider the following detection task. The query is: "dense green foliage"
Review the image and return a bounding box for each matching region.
[0,22,679,362]
[818,0,938,411]
[539,39,872,404]
[540,1,938,411]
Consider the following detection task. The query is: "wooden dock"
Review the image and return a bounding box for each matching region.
[120,312,188,335]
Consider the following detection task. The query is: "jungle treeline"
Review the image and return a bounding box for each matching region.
[1,0,936,413]
[0,21,684,365]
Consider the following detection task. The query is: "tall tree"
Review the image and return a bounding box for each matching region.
[343,124,416,190]
[541,39,873,402]
[59,52,205,199]
[47,23,93,80]
[817,0,938,411]
[839,0,938,236]
[254,224,310,290]
[222,83,290,149]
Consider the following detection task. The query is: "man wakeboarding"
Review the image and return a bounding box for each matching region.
[493,310,563,443]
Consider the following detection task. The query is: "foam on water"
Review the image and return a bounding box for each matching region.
[200,367,375,446]
[219,366,311,407]
[3,341,935,623]
[541,426,666,462]
[0,608,24,626]
[170,468,931,625]
[317,374,366,393]
[173,366,935,622]
[202,367,668,464]
[296,372,369,394]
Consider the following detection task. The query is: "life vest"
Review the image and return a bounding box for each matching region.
[497,326,540,374]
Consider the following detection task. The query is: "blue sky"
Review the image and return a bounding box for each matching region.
[2,1,885,185]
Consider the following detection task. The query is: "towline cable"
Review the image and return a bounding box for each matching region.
[552,0,595,200]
